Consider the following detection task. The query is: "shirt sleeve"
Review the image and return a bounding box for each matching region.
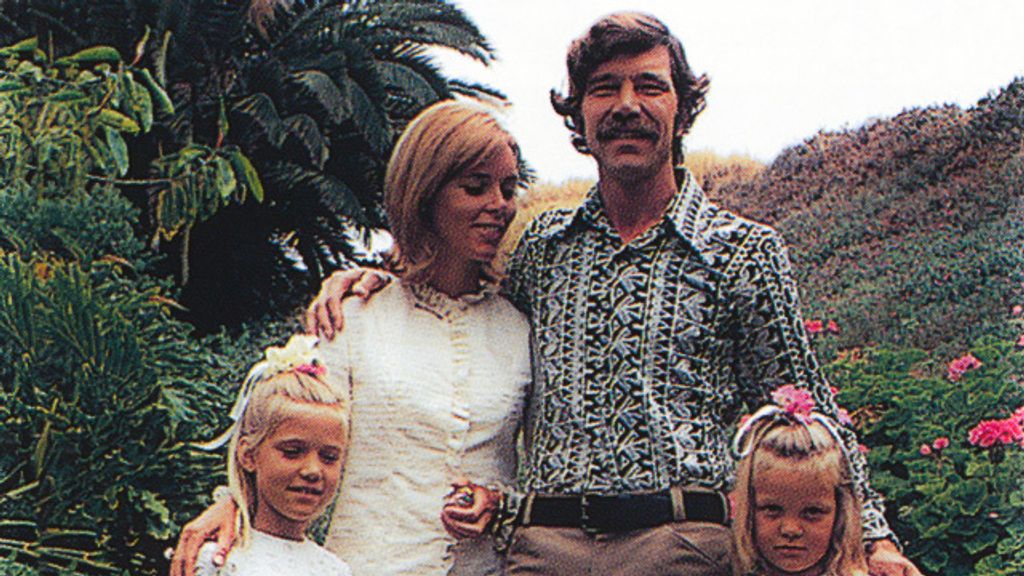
[501,219,539,315]
[728,227,896,543]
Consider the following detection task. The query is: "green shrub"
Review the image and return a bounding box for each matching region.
[827,335,1024,575]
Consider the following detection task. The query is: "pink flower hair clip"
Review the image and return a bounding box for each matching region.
[771,384,816,423]
[733,385,847,459]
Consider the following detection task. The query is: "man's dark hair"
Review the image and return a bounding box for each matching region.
[550,12,710,165]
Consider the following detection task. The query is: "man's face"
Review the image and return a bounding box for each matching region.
[580,45,680,182]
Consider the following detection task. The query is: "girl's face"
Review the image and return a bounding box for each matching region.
[753,460,837,576]
[240,403,346,540]
[430,144,518,269]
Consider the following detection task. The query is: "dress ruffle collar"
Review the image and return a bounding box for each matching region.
[405,280,499,318]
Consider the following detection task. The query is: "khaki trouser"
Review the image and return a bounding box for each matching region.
[504,521,734,576]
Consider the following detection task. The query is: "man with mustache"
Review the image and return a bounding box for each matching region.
[440,12,921,576]
[310,12,922,576]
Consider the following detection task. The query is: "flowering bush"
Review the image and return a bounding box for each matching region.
[827,335,1024,575]
[968,414,1024,448]
[948,353,983,382]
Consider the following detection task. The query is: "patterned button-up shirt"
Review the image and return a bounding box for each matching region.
[503,169,893,540]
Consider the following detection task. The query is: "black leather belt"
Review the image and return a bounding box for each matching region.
[519,487,728,533]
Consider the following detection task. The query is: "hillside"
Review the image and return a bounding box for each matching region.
[707,79,1024,354]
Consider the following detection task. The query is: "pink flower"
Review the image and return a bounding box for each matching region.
[968,418,1024,448]
[827,320,840,334]
[836,407,853,427]
[772,385,816,420]
[858,444,871,454]
[1016,333,1024,349]
[1013,406,1024,424]
[932,437,949,451]
[947,353,982,382]
[1013,305,1023,317]
[919,443,932,456]
[805,320,824,334]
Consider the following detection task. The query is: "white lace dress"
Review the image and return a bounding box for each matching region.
[318,281,531,575]
[195,530,352,576]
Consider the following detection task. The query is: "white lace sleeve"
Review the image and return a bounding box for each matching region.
[194,542,221,576]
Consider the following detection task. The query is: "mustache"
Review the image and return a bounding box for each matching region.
[595,120,658,142]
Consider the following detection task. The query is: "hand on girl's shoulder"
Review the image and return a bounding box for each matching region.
[192,538,350,576]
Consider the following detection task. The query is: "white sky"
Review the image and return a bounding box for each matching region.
[435,0,1024,183]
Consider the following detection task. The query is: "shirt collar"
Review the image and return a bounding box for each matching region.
[541,167,712,254]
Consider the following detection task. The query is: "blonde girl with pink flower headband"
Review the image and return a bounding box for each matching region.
[192,335,353,576]
[731,389,869,576]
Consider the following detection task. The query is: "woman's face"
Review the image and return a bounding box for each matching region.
[431,143,519,267]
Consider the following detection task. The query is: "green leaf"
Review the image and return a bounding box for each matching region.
[212,156,236,199]
[232,93,285,147]
[283,113,328,169]
[0,79,24,92]
[963,527,999,554]
[136,68,174,115]
[97,109,140,135]
[48,88,87,103]
[132,27,151,65]
[104,126,129,177]
[0,37,37,57]
[288,70,349,125]
[228,150,263,202]
[55,46,121,67]
[952,478,987,516]
[130,78,154,132]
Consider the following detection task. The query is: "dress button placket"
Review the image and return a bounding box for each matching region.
[446,305,472,477]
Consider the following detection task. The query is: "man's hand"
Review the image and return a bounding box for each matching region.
[440,480,501,539]
[867,539,924,576]
[169,497,237,576]
[303,268,391,339]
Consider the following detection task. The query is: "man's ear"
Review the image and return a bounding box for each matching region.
[238,437,258,473]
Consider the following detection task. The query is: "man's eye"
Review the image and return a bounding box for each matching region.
[637,83,667,95]
[320,452,340,465]
[501,183,517,200]
[463,185,485,196]
[587,84,616,96]
[280,447,303,458]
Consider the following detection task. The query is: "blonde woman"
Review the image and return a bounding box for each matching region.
[172,100,531,576]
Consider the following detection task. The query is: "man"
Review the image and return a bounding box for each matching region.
[303,12,920,576]
[434,13,919,576]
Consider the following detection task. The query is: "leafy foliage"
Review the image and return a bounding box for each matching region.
[828,335,1024,575]
[0,40,234,576]
[0,0,499,330]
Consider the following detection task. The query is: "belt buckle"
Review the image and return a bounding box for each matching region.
[579,494,598,535]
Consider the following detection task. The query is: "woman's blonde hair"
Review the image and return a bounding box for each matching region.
[384,99,518,281]
[732,418,868,576]
[226,370,349,547]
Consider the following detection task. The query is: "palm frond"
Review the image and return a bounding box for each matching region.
[282,113,329,169]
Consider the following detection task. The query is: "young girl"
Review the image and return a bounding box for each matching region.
[195,335,352,576]
[732,398,869,576]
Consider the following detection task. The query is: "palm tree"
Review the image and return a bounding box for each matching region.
[1,0,500,329]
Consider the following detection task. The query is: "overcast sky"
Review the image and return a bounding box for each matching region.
[434,0,1024,183]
